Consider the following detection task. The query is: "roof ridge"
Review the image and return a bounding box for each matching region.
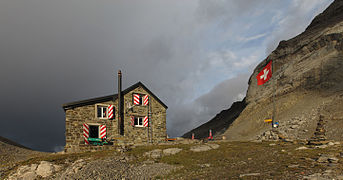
[62,81,167,110]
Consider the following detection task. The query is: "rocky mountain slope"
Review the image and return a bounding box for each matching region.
[0,136,46,178]
[184,0,343,141]
[224,0,343,141]
[182,99,246,139]
[0,136,31,150]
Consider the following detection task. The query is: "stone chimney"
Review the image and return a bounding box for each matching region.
[118,70,124,135]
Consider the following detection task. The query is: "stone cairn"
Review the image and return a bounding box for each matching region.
[308,115,328,145]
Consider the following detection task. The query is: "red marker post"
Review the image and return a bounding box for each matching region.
[208,129,213,140]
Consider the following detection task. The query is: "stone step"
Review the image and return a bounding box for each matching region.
[314,131,325,135]
[316,124,324,128]
[316,129,324,133]
[309,138,326,142]
[309,135,326,140]
[307,140,329,145]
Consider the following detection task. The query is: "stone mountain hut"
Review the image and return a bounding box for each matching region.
[62,70,167,152]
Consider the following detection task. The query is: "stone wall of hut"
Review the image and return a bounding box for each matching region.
[64,85,167,153]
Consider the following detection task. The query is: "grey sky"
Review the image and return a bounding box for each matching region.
[0,0,333,151]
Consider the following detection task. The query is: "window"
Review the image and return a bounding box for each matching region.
[133,93,148,106]
[97,105,108,119]
[134,116,144,127]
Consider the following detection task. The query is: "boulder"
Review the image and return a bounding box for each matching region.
[207,143,220,149]
[16,165,31,175]
[8,164,38,180]
[328,157,339,163]
[316,156,328,163]
[190,145,212,152]
[296,146,308,150]
[144,149,162,159]
[163,148,182,155]
[36,161,55,177]
[21,172,37,179]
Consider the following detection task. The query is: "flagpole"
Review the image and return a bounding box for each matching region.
[272,58,276,128]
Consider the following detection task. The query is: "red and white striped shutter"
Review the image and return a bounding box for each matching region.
[108,105,114,119]
[83,123,89,145]
[143,116,149,127]
[143,95,149,106]
[133,94,140,105]
[100,125,106,139]
[131,116,135,127]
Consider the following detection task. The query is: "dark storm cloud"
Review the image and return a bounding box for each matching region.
[0,0,333,151]
[0,0,201,151]
[169,74,249,136]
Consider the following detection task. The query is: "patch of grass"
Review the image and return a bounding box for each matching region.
[142,141,343,179]
[126,143,194,163]
[3,141,343,179]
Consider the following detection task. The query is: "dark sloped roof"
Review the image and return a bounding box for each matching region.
[62,82,168,110]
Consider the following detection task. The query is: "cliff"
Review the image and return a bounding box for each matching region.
[224,0,343,141]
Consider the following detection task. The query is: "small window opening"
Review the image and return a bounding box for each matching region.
[134,117,143,127]
[97,105,108,118]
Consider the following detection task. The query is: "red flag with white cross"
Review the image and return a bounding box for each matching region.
[257,60,272,85]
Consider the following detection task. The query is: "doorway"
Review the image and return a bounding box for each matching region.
[89,125,99,138]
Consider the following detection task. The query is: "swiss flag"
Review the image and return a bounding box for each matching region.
[256,60,272,85]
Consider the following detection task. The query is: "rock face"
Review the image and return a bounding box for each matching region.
[184,0,343,142]
[223,0,343,141]
[36,161,59,177]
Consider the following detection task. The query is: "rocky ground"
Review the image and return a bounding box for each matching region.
[2,139,343,179]
[0,140,47,178]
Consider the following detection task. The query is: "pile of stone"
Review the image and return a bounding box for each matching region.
[257,130,284,141]
[274,106,324,141]
[277,114,311,139]
[308,115,328,145]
